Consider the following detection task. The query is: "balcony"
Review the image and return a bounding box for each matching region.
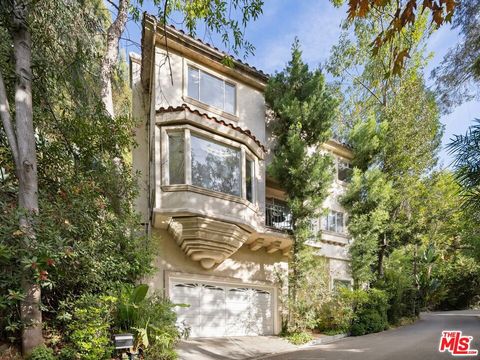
[265,199,293,232]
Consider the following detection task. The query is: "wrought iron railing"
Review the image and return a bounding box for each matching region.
[265,201,293,232]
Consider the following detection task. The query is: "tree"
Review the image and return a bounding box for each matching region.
[100,0,264,116]
[265,39,337,331]
[448,120,480,212]
[330,9,442,283]
[0,1,42,352]
[432,0,480,110]
[332,0,456,77]
[1,1,262,353]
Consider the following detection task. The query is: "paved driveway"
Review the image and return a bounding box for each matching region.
[262,310,480,360]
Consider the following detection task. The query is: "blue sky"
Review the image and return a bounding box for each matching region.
[122,0,479,167]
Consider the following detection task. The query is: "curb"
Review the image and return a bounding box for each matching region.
[250,334,348,359]
[304,333,348,346]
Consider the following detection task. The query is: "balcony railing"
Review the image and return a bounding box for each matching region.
[265,200,293,232]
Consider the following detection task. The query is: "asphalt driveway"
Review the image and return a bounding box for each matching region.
[262,310,480,360]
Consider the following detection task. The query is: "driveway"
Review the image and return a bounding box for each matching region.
[262,310,480,360]
[177,335,298,360]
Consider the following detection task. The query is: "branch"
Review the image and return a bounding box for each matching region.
[344,68,384,106]
[163,0,174,86]
[105,0,119,11]
[0,69,20,168]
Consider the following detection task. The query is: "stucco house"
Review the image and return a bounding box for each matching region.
[130,14,353,338]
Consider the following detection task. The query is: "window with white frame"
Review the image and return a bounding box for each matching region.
[191,134,241,196]
[166,128,255,202]
[321,210,345,234]
[337,159,352,182]
[187,66,236,114]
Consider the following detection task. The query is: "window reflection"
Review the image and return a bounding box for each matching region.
[191,135,241,196]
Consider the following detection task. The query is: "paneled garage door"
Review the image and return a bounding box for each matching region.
[170,279,274,337]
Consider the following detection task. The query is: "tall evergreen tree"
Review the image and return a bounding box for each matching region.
[266,39,337,331]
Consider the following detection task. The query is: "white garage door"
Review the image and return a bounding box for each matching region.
[170,279,274,337]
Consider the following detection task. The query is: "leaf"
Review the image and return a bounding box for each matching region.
[130,284,148,304]
[12,230,23,237]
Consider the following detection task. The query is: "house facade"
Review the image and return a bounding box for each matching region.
[130,14,353,338]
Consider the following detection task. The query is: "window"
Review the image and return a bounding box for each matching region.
[333,279,352,291]
[337,159,352,182]
[168,133,185,184]
[165,128,256,202]
[187,66,236,114]
[191,135,241,196]
[321,210,345,234]
[246,158,254,202]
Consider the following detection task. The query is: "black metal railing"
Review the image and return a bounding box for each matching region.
[265,200,293,232]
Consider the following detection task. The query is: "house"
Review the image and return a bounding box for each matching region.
[130,14,353,338]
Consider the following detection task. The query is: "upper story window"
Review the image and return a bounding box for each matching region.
[337,159,352,182]
[166,128,256,203]
[321,210,345,234]
[188,66,236,114]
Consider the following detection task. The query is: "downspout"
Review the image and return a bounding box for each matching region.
[146,15,157,238]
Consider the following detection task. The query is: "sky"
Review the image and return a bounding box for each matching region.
[121,0,479,167]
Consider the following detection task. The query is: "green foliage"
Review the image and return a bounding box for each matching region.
[350,289,389,336]
[114,285,186,360]
[342,168,393,285]
[0,0,152,343]
[284,331,313,345]
[285,254,332,332]
[376,248,417,324]
[448,120,480,211]
[65,294,116,360]
[27,346,56,360]
[266,39,337,332]
[316,288,354,334]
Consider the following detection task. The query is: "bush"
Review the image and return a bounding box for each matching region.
[316,287,354,334]
[65,294,116,360]
[115,285,187,360]
[27,346,56,360]
[284,331,313,345]
[350,289,389,336]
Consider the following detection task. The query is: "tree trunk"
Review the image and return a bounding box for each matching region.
[377,233,387,278]
[12,1,43,354]
[100,0,129,117]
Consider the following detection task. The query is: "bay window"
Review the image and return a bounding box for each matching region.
[191,135,241,196]
[187,66,236,114]
[165,127,256,203]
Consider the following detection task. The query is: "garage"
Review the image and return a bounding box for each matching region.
[169,279,274,337]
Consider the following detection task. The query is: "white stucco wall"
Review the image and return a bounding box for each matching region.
[154,47,266,144]
[146,228,288,334]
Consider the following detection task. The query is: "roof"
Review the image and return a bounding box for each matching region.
[156,104,266,152]
[142,13,269,87]
[166,23,268,81]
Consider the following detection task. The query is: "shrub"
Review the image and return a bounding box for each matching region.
[350,289,389,336]
[284,331,313,345]
[316,287,354,334]
[66,294,116,360]
[115,285,187,360]
[27,346,56,360]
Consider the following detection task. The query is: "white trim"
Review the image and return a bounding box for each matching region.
[160,124,258,205]
[165,270,280,335]
[184,61,238,118]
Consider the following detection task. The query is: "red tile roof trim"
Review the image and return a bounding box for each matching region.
[156,104,266,152]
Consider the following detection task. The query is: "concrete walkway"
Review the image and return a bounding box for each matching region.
[177,336,299,360]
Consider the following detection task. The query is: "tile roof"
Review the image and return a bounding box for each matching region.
[166,24,268,80]
[156,104,266,151]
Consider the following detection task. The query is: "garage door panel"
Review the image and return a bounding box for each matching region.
[170,279,274,337]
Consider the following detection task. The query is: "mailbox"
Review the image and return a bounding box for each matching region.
[113,333,134,350]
